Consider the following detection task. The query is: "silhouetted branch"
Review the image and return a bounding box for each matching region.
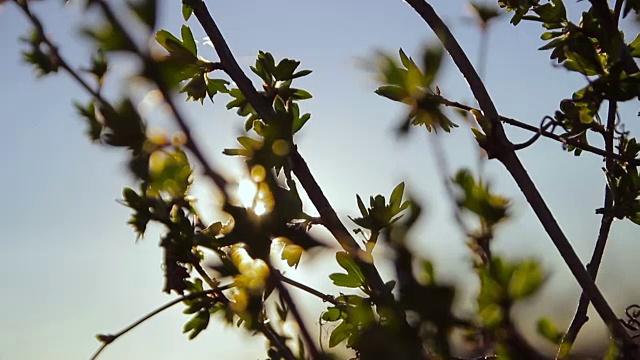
[277,271,341,306]
[89,286,230,360]
[403,0,637,352]
[559,100,619,357]
[432,94,640,166]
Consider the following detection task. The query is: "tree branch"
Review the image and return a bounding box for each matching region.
[432,94,640,166]
[274,277,321,359]
[558,100,618,358]
[403,0,637,352]
[277,271,342,306]
[89,286,230,360]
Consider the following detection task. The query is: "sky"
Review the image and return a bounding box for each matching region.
[1,0,639,359]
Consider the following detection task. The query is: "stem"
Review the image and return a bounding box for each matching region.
[404,0,636,351]
[433,95,639,166]
[260,322,297,360]
[558,100,618,358]
[278,271,342,306]
[275,279,321,359]
[89,286,230,360]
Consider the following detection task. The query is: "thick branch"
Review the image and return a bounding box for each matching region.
[404,0,636,351]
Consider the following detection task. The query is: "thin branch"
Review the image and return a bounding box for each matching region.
[433,94,640,166]
[558,100,618,358]
[275,278,321,359]
[404,0,637,352]
[259,322,297,360]
[277,271,342,306]
[89,286,231,360]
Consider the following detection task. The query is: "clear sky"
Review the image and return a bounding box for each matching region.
[1,0,639,359]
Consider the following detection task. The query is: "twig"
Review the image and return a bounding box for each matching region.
[558,100,618,358]
[277,271,341,306]
[89,286,230,360]
[403,0,637,352]
[275,278,321,359]
[259,322,297,360]
[432,94,640,166]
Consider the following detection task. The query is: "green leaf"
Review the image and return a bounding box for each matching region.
[329,273,363,288]
[537,317,563,345]
[389,182,405,211]
[289,69,312,80]
[629,33,640,58]
[182,3,193,21]
[292,113,311,134]
[328,321,352,348]
[374,85,407,102]
[291,88,313,100]
[274,58,300,81]
[181,25,197,57]
[336,252,365,282]
[508,260,545,300]
[322,308,343,322]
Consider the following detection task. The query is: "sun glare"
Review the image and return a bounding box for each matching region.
[237,179,258,208]
[236,176,272,216]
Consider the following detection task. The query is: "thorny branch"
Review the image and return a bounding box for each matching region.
[403,0,637,353]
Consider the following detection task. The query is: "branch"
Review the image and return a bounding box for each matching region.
[404,0,637,352]
[277,271,341,306]
[433,95,640,166]
[558,100,618,358]
[260,322,297,360]
[93,0,229,193]
[274,277,321,359]
[89,286,230,360]
[189,0,393,295]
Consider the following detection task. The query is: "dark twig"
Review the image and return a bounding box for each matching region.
[404,0,637,351]
[558,100,618,358]
[274,278,321,359]
[277,271,342,306]
[260,322,297,360]
[433,95,640,166]
[89,286,230,360]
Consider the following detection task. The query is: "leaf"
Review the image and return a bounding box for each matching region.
[322,308,342,322]
[291,88,313,100]
[389,182,405,211]
[328,321,352,348]
[537,317,563,345]
[336,252,365,283]
[329,273,363,288]
[508,260,545,300]
[292,113,311,134]
[288,69,312,80]
[375,85,407,102]
[182,3,193,21]
[181,25,197,57]
[629,33,640,58]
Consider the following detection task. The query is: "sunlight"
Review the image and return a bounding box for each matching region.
[235,169,273,216]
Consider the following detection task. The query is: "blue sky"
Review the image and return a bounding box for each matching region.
[1,0,639,358]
